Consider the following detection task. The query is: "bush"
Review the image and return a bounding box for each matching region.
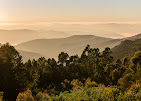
[16,89,34,101]
[51,84,119,101]
[117,84,141,101]
[16,81,141,101]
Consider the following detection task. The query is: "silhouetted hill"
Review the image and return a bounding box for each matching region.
[15,35,121,59]
[111,39,141,61]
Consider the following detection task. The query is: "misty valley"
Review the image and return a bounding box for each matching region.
[0,31,141,100]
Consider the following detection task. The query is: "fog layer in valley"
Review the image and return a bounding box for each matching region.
[1,23,141,44]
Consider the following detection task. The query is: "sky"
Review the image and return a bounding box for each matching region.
[1,0,141,24]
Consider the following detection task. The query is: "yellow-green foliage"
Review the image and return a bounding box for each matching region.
[51,80,119,101]
[16,82,141,101]
[2,44,141,100]
[0,92,3,100]
[117,83,141,101]
[51,86,119,101]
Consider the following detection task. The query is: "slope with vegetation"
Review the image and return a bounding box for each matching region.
[123,33,141,40]
[0,43,141,100]
[111,39,141,61]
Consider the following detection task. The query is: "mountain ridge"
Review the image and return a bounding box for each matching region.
[15,35,120,59]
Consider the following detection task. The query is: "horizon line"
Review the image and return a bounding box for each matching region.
[1,21,141,25]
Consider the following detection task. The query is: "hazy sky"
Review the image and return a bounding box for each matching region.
[1,0,141,24]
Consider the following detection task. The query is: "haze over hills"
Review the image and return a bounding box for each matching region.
[0,29,39,44]
[15,35,121,59]
[18,50,45,62]
[2,23,141,44]
[51,23,141,36]
[123,33,141,40]
[38,30,72,39]
[0,29,73,44]
[1,28,140,61]
[2,23,141,39]
[3,23,141,44]
[1,27,141,61]
[0,28,124,45]
[15,33,141,60]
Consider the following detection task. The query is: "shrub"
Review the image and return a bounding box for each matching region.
[117,83,141,101]
[51,84,119,101]
[16,89,34,101]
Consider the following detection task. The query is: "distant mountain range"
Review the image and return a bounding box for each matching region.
[0,28,126,44]
[15,35,121,59]
[0,28,141,61]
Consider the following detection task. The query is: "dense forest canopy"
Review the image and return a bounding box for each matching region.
[0,42,141,100]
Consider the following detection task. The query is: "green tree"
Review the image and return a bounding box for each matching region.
[118,73,134,91]
[0,43,23,100]
[131,51,141,72]
[58,52,69,66]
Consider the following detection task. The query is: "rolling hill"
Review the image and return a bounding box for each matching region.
[0,29,72,44]
[15,35,121,59]
[111,39,141,61]
[0,26,127,45]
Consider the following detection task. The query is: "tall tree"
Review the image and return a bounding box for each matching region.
[0,43,23,100]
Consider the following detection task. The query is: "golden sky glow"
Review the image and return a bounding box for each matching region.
[1,0,141,24]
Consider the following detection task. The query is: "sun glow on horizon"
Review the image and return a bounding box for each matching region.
[1,21,141,26]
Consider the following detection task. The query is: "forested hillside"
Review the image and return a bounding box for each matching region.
[0,43,141,100]
[111,39,141,61]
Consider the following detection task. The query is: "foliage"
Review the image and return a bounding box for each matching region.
[16,89,34,101]
[0,43,141,100]
[0,43,23,99]
[16,81,141,101]
[35,91,51,101]
[0,91,4,100]
[117,83,141,101]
